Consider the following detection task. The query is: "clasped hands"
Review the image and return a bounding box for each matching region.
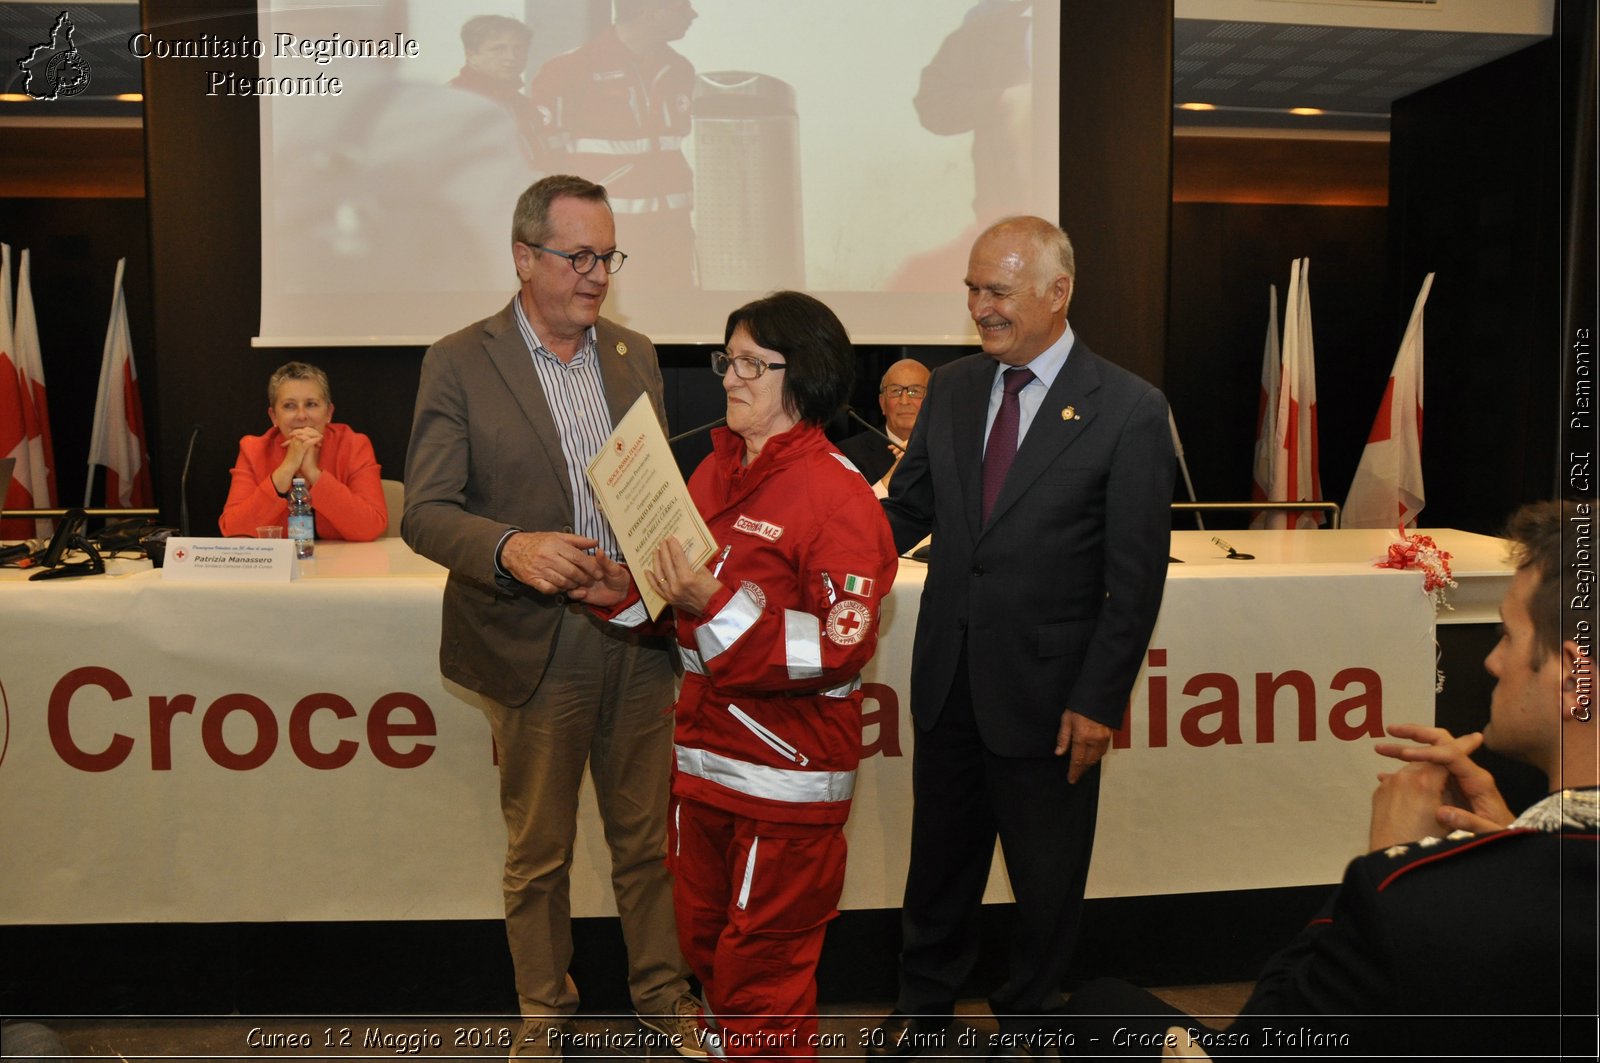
[1367,723,1516,851]
[512,532,720,615]
[271,426,325,493]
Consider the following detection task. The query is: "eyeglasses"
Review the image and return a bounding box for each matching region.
[880,385,927,400]
[528,243,628,275]
[711,350,787,379]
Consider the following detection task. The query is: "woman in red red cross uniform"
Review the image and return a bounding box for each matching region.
[580,291,898,1059]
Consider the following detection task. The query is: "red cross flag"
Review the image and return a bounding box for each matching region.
[1345,273,1434,529]
[85,258,152,510]
[1,246,59,539]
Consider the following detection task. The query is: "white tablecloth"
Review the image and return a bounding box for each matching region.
[0,529,1507,922]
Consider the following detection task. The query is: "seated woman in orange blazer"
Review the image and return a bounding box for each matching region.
[219,361,388,541]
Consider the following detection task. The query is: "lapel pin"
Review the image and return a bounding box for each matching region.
[1062,406,1079,421]
[616,341,628,356]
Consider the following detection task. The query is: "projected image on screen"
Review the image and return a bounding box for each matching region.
[257,0,1059,346]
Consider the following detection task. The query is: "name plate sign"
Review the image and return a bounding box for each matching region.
[161,537,297,582]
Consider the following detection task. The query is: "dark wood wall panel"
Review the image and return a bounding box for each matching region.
[1059,1,1173,387]
[1389,38,1562,533]
[0,127,144,198]
[1167,203,1391,521]
[1173,135,1387,206]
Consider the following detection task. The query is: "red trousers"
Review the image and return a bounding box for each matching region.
[668,796,847,1061]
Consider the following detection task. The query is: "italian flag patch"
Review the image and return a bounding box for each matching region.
[842,574,875,596]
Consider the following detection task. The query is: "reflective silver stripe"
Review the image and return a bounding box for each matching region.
[696,587,763,661]
[820,675,862,698]
[736,837,759,911]
[784,609,823,681]
[609,193,693,214]
[676,745,856,804]
[679,644,707,675]
[611,600,649,628]
[571,136,652,153]
[673,800,680,858]
[728,704,808,766]
[658,135,684,150]
[610,195,661,213]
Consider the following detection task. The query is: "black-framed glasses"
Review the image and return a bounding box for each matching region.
[528,243,628,275]
[711,350,787,380]
[880,385,927,400]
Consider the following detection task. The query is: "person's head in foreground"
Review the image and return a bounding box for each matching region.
[1486,499,1595,785]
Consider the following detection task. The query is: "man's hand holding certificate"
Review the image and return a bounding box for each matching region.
[585,395,718,618]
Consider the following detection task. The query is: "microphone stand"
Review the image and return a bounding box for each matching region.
[178,423,201,538]
[668,417,727,445]
[845,407,896,448]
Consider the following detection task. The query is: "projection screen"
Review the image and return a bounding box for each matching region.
[256,0,1060,346]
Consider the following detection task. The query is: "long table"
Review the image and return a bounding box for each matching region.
[0,529,1509,923]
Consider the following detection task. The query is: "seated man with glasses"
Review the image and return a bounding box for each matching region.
[838,358,932,498]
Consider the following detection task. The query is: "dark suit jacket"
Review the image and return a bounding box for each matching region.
[1247,825,1599,1013]
[882,340,1174,755]
[1063,824,1600,1056]
[402,299,666,707]
[838,429,898,484]
[1237,824,1599,1054]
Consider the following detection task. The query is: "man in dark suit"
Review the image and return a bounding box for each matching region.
[872,216,1175,1056]
[838,358,932,495]
[403,175,698,1057]
[1061,500,1598,1058]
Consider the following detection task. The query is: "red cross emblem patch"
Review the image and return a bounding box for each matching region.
[825,599,871,646]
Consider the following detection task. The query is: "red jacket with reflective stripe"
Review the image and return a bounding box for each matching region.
[607,422,898,824]
[527,29,694,216]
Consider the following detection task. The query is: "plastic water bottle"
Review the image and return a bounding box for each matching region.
[287,476,314,559]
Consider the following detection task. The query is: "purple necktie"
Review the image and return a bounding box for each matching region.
[981,366,1034,522]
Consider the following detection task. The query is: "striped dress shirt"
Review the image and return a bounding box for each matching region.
[512,298,622,561]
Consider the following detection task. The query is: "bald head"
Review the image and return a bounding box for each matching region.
[966,216,1075,366]
[878,358,931,439]
[979,215,1075,292]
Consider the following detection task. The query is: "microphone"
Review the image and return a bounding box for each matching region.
[845,407,896,448]
[1211,535,1254,561]
[178,423,201,538]
[668,416,726,445]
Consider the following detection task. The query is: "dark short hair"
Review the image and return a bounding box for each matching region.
[724,291,854,426]
[460,14,531,53]
[512,174,610,247]
[1504,499,1588,665]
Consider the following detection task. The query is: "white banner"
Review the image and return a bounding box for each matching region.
[0,533,1489,923]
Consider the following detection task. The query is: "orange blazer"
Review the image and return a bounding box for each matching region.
[219,423,387,541]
